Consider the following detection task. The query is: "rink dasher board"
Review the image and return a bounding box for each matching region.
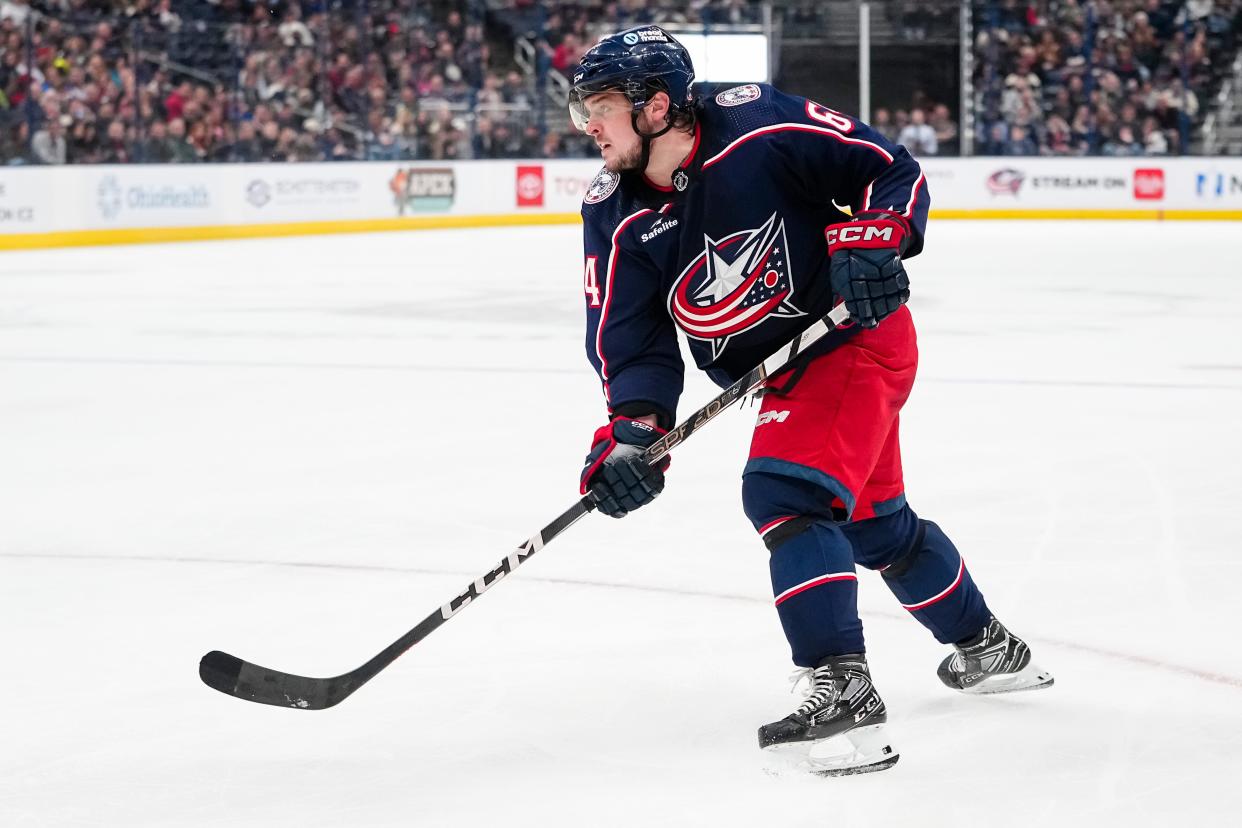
[2,157,1241,250]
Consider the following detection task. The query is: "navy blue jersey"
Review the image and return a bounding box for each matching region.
[580,82,930,421]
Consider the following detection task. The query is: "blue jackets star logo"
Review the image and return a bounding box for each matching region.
[668,213,804,358]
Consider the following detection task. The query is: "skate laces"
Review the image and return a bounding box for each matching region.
[788,667,814,695]
[790,665,840,716]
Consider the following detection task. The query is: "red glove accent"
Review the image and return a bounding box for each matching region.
[825,212,909,255]
[579,417,669,496]
[580,422,619,495]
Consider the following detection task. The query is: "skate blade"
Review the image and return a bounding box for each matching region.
[762,724,899,777]
[959,661,1055,695]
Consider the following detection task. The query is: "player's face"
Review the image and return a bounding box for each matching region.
[581,92,643,173]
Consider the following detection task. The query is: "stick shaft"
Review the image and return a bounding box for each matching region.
[200,303,851,709]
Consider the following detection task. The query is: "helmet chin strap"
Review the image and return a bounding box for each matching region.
[630,108,673,175]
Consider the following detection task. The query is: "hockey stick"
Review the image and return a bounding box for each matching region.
[199,302,852,710]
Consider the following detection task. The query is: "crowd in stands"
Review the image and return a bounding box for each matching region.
[1,0,1240,164]
[0,0,544,163]
[0,0,774,164]
[973,0,1242,156]
[870,98,961,156]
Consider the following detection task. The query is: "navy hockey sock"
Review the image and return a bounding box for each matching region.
[767,522,863,665]
[743,472,864,666]
[844,506,991,644]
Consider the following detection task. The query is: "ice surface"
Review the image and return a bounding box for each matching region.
[2,221,1241,826]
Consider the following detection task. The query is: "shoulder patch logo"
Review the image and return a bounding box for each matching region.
[584,169,620,204]
[716,84,762,107]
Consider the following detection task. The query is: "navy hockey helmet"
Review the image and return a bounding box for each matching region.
[568,26,695,133]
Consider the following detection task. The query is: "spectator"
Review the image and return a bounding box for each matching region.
[519,123,541,157]
[165,117,197,162]
[501,70,533,108]
[32,116,67,164]
[1104,124,1144,156]
[227,121,263,162]
[187,120,211,160]
[897,108,938,156]
[1002,124,1038,156]
[489,121,520,158]
[541,130,562,158]
[258,120,280,159]
[1,120,29,164]
[476,73,504,110]
[929,104,958,155]
[472,115,496,158]
[322,127,353,161]
[870,107,897,142]
[552,33,581,74]
[444,9,465,47]
[1141,116,1169,155]
[67,113,98,161]
[1070,104,1093,147]
[892,108,910,137]
[0,0,32,25]
[1041,113,1077,155]
[164,81,190,121]
[457,24,488,88]
[278,3,313,48]
[142,119,174,162]
[98,120,131,163]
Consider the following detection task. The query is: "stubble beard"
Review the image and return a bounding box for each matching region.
[602,111,654,173]
[604,140,643,174]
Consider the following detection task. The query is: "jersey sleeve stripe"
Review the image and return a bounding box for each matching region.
[903,171,927,218]
[859,169,925,217]
[702,123,894,170]
[595,207,656,393]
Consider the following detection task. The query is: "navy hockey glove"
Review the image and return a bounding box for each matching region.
[826,211,912,329]
[580,418,670,518]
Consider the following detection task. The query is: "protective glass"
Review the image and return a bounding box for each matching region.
[568,85,631,132]
[568,91,592,132]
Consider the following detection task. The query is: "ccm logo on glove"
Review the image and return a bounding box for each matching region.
[826,224,896,247]
[825,211,912,329]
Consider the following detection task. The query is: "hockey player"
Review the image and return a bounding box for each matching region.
[571,27,1053,776]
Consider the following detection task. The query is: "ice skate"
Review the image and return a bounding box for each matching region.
[937,616,1054,694]
[758,654,899,776]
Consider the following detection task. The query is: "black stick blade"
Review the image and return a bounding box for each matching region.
[199,650,243,694]
[199,650,348,710]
